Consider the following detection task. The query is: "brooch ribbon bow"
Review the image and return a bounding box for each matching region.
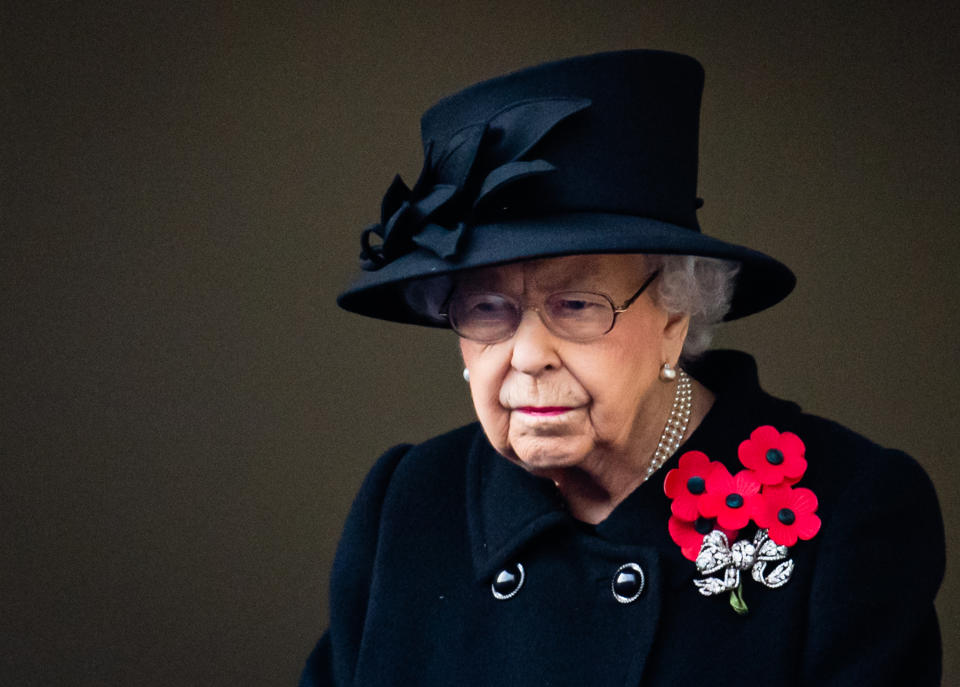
[359,97,591,270]
[694,528,794,596]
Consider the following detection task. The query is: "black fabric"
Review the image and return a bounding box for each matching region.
[299,351,944,686]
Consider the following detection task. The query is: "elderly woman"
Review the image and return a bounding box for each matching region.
[300,51,944,686]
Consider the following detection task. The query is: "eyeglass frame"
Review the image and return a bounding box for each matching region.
[440,268,662,343]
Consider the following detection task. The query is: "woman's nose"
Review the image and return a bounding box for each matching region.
[509,309,562,375]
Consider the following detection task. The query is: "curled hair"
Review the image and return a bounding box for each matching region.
[643,254,739,360]
[402,254,739,360]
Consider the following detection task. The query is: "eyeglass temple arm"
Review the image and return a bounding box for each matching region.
[613,269,662,313]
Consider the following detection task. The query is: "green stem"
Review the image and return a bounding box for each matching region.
[729,582,749,615]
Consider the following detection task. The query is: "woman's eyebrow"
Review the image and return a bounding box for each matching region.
[457,266,605,293]
[517,266,587,293]
[534,273,604,292]
[455,278,504,292]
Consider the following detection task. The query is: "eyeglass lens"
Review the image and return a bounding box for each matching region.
[448,291,616,343]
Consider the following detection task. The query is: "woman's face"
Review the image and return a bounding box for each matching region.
[458,254,689,475]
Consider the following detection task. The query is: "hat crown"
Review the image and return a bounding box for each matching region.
[419,50,705,231]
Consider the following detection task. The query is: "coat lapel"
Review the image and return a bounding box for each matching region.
[465,430,568,581]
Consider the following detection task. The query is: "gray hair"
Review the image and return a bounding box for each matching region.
[402,254,739,360]
[643,254,739,360]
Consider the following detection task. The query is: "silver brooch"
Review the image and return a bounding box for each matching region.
[693,529,794,613]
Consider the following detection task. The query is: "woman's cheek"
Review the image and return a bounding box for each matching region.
[469,383,511,453]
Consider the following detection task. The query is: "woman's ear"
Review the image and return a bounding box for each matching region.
[662,312,690,363]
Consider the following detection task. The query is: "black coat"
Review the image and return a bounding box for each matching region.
[299,351,944,686]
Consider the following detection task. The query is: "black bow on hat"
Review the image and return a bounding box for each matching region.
[360,97,591,269]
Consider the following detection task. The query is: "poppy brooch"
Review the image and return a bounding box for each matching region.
[664,426,821,614]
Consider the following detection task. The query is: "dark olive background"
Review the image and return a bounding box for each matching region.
[2,1,957,685]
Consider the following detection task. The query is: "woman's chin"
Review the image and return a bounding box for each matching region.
[508,435,592,472]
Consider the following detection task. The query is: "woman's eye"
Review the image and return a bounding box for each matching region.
[552,296,605,316]
[558,299,590,311]
[473,301,503,313]
[464,295,513,318]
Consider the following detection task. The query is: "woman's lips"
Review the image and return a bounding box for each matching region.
[515,406,574,416]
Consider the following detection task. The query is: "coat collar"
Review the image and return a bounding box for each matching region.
[464,431,569,581]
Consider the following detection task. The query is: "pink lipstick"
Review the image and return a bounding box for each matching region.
[516,406,572,416]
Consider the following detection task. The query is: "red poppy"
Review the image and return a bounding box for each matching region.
[664,450,715,521]
[668,514,739,561]
[752,484,821,547]
[698,464,762,530]
[738,425,807,486]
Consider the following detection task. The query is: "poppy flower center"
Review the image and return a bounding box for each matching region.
[777,508,796,525]
[686,476,706,494]
[725,493,744,509]
[766,448,785,465]
[693,516,714,535]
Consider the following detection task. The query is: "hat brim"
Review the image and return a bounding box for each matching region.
[337,213,795,326]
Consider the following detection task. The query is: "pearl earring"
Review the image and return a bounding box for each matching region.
[659,362,677,382]
[463,368,470,382]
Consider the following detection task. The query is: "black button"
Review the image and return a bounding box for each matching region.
[612,563,645,603]
[725,493,744,509]
[491,563,525,600]
[766,448,785,465]
[686,475,706,494]
[777,508,796,525]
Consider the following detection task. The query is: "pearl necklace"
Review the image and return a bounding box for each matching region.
[643,369,693,483]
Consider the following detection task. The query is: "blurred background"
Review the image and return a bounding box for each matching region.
[2,1,957,684]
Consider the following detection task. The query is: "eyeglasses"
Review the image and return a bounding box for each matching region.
[443,269,661,343]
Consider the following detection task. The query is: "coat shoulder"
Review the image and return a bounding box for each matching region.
[387,422,483,480]
[366,422,486,518]
[360,423,483,489]
[784,410,936,505]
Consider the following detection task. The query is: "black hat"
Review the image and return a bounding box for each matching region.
[337,50,795,325]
